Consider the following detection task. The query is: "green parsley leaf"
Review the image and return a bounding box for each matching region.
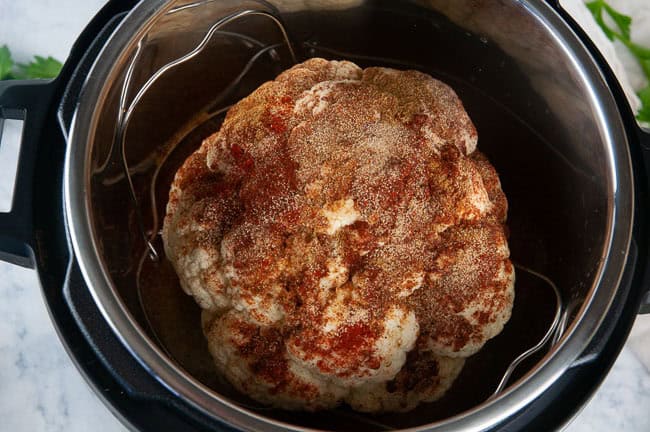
[640,58,650,83]
[628,41,650,59]
[638,85,650,123]
[586,1,650,123]
[586,0,632,41]
[586,1,616,40]
[603,3,632,40]
[0,45,14,80]
[627,42,650,78]
[15,55,62,79]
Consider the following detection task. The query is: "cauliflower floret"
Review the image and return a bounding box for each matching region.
[346,352,465,412]
[417,224,515,358]
[202,310,348,410]
[287,302,419,387]
[163,58,514,412]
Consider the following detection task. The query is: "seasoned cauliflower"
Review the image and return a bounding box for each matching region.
[163,58,514,412]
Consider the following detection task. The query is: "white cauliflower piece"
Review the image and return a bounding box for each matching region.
[346,352,465,412]
[287,303,419,387]
[163,58,514,412]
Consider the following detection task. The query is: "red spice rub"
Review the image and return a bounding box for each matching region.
[163,58,514,411]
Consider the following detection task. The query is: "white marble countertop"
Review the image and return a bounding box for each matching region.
[0,1,649,431]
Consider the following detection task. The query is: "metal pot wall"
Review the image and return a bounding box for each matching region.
[1,0,649,431]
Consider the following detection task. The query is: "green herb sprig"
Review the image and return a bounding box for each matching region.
[586,0,650,123]
[0,44,63,80]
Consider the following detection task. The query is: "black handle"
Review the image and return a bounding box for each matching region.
[0,1,137,269]
[0,80,56,268]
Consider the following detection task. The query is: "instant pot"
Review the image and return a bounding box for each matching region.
[1,0,649,430]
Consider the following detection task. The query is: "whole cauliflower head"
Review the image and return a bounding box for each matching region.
[162,58,514,412]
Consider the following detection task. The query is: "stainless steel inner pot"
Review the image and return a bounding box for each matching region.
[64,0,634,430]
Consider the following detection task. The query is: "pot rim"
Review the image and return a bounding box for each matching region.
[64,0,635,430]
